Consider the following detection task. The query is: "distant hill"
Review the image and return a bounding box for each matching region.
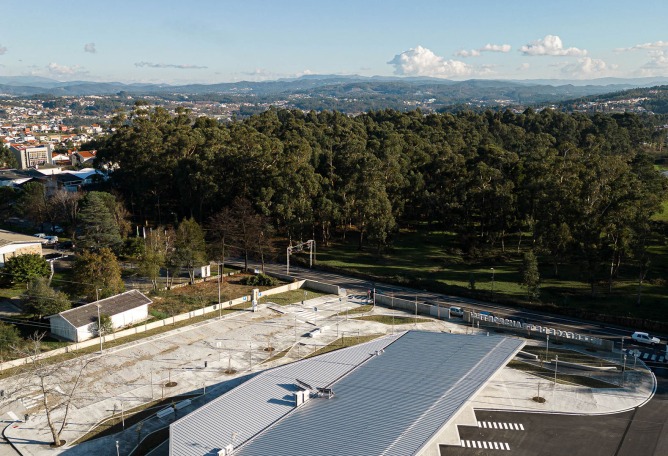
[2,74,668,113]
[558,85,668,114]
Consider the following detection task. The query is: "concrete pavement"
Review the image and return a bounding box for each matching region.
[1,292,657,455]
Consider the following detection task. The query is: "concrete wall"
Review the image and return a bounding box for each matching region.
[304,280,339,295]
[374,294,446,319]
[0,243,43,267]
[49,314,78,342]
[470,312,615,351]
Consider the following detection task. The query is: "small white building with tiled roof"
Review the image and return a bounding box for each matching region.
[48,289,152,342]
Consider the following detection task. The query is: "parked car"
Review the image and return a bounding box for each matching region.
[44,236,59,245]
[449,306,464,318]
[52,225,64,234]
[479,310,495,318]
[34,233,46,238]
[631,331,660,346]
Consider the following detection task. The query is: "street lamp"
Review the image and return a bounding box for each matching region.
[95,288,103,353]
[554,355,558,385]
[116,440,119,456]
[622,354,627,387]
[546,334,550,360]
[490,267,495,299]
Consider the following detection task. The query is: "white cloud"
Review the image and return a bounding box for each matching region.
[561,57,614,77]
[47,62,88,76]
[0,44,7,55]
[481,43,511,53]
[134,61,207,69]
[517,62,530,71]
[84,43,96,53]
[638,50,668,76]
[615,40,668,52]
[455,43,510,58]
[389,46,474,78]
[520,35,587,57]
[455,49,481,58]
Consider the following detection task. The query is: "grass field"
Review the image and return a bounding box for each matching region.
[307,228,668,324]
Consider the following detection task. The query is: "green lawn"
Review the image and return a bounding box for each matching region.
[259,289,329,306]
[306,228,668,324]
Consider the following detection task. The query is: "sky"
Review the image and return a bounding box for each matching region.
[1,0,668,84]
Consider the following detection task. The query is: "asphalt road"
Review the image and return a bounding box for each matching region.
[230,259,668,352]
[440,373,668,455]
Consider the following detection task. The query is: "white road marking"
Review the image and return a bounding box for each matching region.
[483,441,488,449]
[461,440,466,447]
[478,421,482,427]
[494,442,499,449]
[493,422,498,429]
[505,442,511,450]
[503,423,508,429]
[519,423,524,430]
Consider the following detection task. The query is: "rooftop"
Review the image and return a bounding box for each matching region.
[170,331,524,456]
[50,289,152,328]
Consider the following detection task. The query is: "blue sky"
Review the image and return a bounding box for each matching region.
[1,0,667,84]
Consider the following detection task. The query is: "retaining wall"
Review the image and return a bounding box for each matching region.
[469,312,615,351]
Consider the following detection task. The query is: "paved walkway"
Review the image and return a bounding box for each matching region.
[0,295,656,456]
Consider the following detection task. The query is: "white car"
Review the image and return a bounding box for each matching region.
[631,331,660,346]
[449,306,464,318]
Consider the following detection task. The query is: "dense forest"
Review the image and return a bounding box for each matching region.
[96,107,667,296]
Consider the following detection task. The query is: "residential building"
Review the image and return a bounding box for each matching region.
[10,143,53,169]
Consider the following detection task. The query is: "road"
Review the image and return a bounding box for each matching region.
[230,259,668,355]
[441,371,667,456]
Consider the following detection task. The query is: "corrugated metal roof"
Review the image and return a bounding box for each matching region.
[170,331,524,456]
[51,289,152,328]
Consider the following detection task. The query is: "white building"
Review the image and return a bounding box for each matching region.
[0,229,43,267]
[48,290,152,342]
[10,144,53,169]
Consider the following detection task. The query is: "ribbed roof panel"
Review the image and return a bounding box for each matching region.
[170,331,524,456]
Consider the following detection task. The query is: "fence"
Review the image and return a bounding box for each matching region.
[0,278,331,372]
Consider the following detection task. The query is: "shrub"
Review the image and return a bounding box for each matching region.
[240,274,277,286]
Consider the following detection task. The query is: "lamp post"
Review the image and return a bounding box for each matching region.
[97,304,102,353]
[554,355,558,385]
[490,267,495,299]
[95,288,103,353]
[622,354,627,387]
[546,334,550,360]
[217,263,222,319]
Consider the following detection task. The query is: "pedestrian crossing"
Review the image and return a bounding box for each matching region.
[478,421,524,430]
[20,392,44,410]
[461,440,511,450]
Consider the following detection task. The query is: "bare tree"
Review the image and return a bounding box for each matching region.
[11,333,95,447]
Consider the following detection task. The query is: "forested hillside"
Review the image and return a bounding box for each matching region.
[96,107,668,304]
